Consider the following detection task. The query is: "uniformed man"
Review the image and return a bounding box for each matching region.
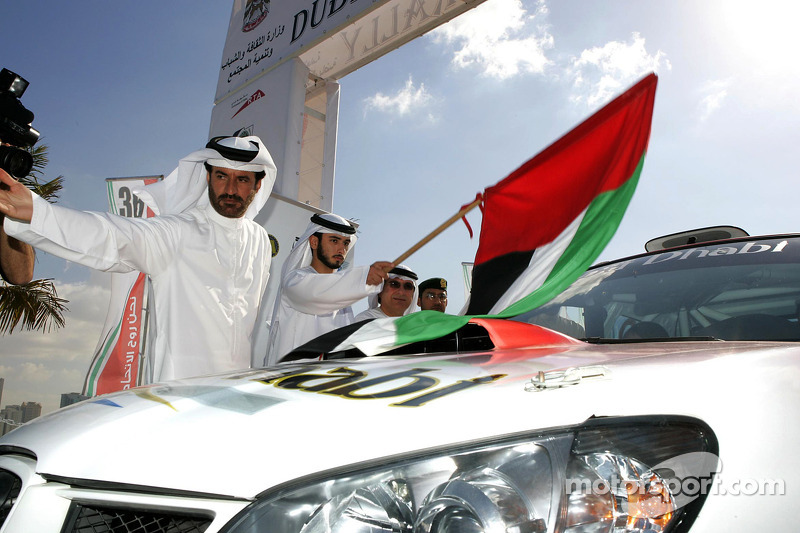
[417,277,448,312]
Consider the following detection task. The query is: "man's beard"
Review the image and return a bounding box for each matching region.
[208,187,256,218]
[314,245,343,270]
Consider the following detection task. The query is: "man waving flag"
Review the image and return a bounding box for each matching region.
[286,73,659,360]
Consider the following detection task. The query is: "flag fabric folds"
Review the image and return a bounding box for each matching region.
[466,72,657,315]
[285,73,659,360]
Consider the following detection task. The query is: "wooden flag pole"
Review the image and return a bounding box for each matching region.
[392,195,483,265]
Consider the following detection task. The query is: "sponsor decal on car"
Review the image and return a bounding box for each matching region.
[257,366,507,407]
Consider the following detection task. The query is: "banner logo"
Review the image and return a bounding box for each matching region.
[232,89,266,118]
[243,0,270,32]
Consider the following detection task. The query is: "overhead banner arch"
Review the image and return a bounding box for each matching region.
[211,0,487,210]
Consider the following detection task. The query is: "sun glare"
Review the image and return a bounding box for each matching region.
[716,0,800,76]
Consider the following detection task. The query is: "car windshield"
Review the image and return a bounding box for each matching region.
[513,236,800,342]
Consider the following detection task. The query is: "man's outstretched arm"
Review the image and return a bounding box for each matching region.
[0,169,35,284]
[0,216,34,284]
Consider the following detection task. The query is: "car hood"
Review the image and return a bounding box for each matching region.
[0,338,793,499]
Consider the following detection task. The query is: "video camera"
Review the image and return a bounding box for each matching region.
[0,68,40,178]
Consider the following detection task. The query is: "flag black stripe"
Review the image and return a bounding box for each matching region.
[281,319,375,362]
[466,250,535,315]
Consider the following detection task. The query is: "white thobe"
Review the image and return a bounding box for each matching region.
[267,265,378,365]
[4,195,271,382]
[354,307,389,321]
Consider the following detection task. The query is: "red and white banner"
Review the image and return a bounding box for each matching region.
[83,176,161,396]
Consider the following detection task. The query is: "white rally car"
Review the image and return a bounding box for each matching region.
[0,227,797,532]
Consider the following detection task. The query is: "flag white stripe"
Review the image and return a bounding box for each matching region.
[331,317,403,355]
[487,208,586,314]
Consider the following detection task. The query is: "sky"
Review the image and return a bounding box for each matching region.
[1,0,798,414]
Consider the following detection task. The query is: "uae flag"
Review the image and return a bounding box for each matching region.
[466,73,657,315]
[286,73,658,359]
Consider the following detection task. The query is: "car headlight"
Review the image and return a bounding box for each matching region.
[222,417,717,533]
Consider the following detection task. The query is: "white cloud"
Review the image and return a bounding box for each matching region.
[1,280,109,413]
[429,0,553,79]
[364,76,434,118]
[697,79,731,122]
[57,368,85,385]
[568,32,671,107]
[57,281,111,324]
[17,362,53,384]
[3,282,109,361]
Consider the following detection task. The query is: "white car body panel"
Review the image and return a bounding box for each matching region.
[1,340,797,532]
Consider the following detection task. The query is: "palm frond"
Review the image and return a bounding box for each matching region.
[1,142,71,335]
[26,143,49,178]
[0,279,69,335]
[18,142,63,202]
[19,174,63,202]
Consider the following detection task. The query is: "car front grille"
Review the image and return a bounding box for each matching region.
[0,468,22,528]
[64,502,212,533]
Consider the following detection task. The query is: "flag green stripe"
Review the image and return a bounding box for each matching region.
[495,153,644,317]
[394,152,645,345]
[395,311,471,345]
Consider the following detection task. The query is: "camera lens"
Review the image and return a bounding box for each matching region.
[0,145,33,177]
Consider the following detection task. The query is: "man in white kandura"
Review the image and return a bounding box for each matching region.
[0,135,277,382]
[265,213,392,365]
[354,265,418,320]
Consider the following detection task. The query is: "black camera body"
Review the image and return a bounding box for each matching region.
[0,68,40,177]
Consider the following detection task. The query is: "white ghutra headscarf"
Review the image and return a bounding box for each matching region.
[366,264,419,316]
[133,135,277,218]
[278,213,359,284]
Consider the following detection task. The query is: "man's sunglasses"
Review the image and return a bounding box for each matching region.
[387,279,415,291]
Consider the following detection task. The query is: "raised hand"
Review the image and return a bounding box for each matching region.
[0,168,34,222]
[367,261,394,286]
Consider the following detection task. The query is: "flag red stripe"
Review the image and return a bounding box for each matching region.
[475,74,657,265]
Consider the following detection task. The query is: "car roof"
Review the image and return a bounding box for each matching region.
[644,225,749,252]
[592,229,800,270]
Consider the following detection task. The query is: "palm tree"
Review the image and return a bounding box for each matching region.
[0,143,68,334]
